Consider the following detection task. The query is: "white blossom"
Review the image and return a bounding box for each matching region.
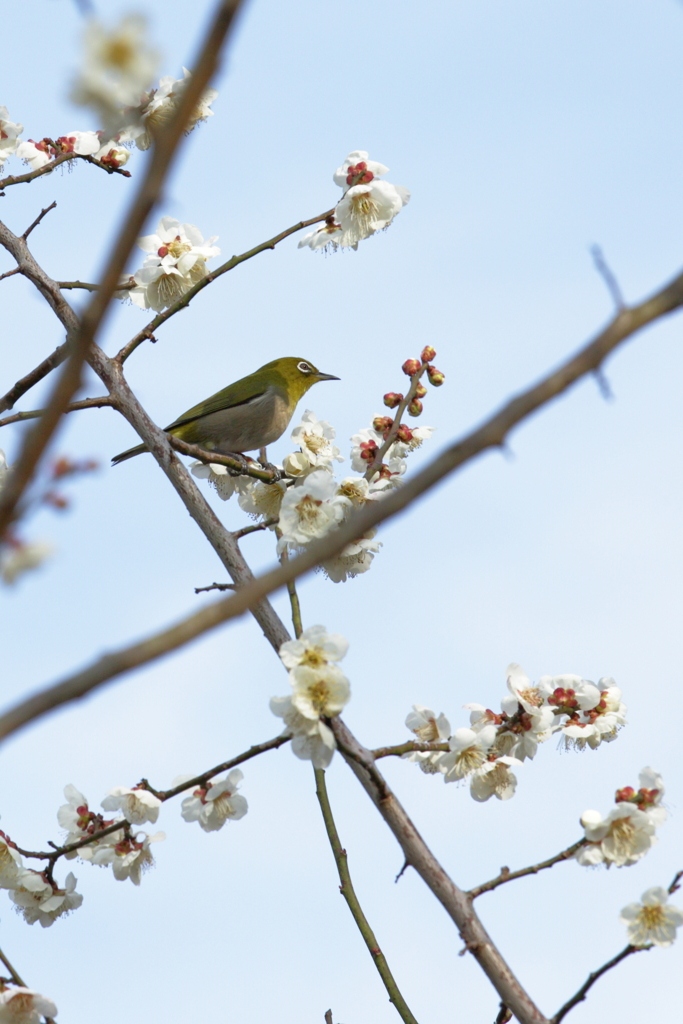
[321,533,381,583]
[57,784,124,862]
[15,140,55,172]
[0,107,24,168]
[129,216,220,311]
[0,836,24,889]
[349,426,383,473]
[335,179,410,249]
[269,695,337,769]
[290,664,351,720]
[10,870,82,927]
[127,68,218,151]
[101,786,161,825]
[71,15,159,128]
[297,222,343,252]
[180,770,248,832]
[0,987,58,1024]
[403,705,451,773]
[439,725,498,783]
[577,804,656,867]
[287,410,343,470]
[621,887,683,947]
[279,625,348,670]
[1,540,53,585]
[333,150,390,188]
[277,470,349,552]
[57,130,101,156]
[110,831,164,884]
[191,461,250,502]
[94,140,130,168]
[237,478,287,522]
[470,757,520,802]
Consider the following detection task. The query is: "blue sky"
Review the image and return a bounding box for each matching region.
[1,1,682,1021]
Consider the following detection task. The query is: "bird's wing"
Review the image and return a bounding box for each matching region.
[164,386,269,433]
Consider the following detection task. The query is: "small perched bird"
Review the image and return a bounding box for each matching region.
[111,357,339,465]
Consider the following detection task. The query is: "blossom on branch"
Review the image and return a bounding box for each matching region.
[109,831,165,885]
[128,216,220,312]
[15,139,56,172]
[179,769,248,832]
[10,870,83,927]
[0,107,24,168]
[122,68,218,151]
[279,624,349,669]
[621,887,683,947]
[269,695,337,770]
[283,410,343,474]
[403,704,451,773]
[101,786,161,825]
[57,784,124,862]
[577,803,657,867]
[0,836,24,889]
[0,987,58,1024]
[277,469,349,553]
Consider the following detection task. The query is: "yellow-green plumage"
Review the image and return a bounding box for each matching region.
[111,357,339,465]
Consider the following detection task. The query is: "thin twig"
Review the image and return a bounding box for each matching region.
[194,581,236,593]
[22,201,57,240]
[0,339,71,414]
[467,840,587,898]
[0,150,129,194]
[0,396,113,428]
[0,946,27,987]
[57,280,106,292]
[0,267,19,282]
[314,768,420,1024]
[550,945,648,1024]
[591,244,625,311]
[114,207,335,363]
[372,741,449,759]
[232,518,277,540]
[365,361,429,480]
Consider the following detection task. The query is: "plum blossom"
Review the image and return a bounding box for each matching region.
[57,784,124,862]
[237,478,287,522]
[297,222,343,252]
[124,68,218,151]
[101,786,161,825]
[0,987,58,1024]
[616,767,667,828]
[335,179,410,249]
[621,887,683,947]
[321,533,381,582]
[0,107,24,168]
[279,625,349,670]
[110,831,164,884]
[333,150,390,188]
[190,461,253,502]
[469,757,520,802]
[0,836,24,889]
[277,470,349,553]
[1,540,53,585]
[403,705,450,773]
[10,870,83,927]
[438,725,498,783]
[577,804,656,867]
[15,140,56,172]
[284,410,343,474]
[56,130,100,156]
[180,770,248,832]
[129,216,220,312]
[94,141,130,169]
[71,15,159,128]
[289,664,351,720]
[270,696,337,769]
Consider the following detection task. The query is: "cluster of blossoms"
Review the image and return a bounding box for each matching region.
[0,986,58,1024]
[270,626,351,768]
[577,767,666,868]
[120,216,221,312]
[299,150,410,252]
[193,351,442,582]
[0,830,82,928]
[1,18,216,180]
[402,661,627,801]
[620,886,683,947]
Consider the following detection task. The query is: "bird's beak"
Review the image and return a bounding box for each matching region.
[315,371,340,381]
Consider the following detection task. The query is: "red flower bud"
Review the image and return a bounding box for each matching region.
[383,392,403,408]
[427,365,445,386]
[402,358,421,377]
[157,246,169,258]
[373,415,393,433]
[414,383,427,399]
[395,424,413,443]
[421,345,437,362]
[407,398,423,417]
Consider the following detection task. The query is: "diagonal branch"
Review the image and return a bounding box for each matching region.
[550,945,647,1024]
[0,0,246,539]
[467,839,587,898]
[0,396,114,428]
[314,767,420,1024]
[330,717,548,1024]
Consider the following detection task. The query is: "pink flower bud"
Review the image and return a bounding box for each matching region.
[373,415,393,433]
[158,246,169,257]
[383,392,403,408]
[421,345,437,362]
[396,424,413,443]
[414,383,427,399]
[402,358,421,377]
[427,365,445,386]
[407,398,423,417]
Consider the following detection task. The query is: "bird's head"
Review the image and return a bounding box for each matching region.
[265,357,340,403]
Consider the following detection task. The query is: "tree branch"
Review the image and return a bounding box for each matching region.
[0,396,114,428]
[0,0,246,539]
[22,201,57,240]
[314,767,420,1024]
[330,717,548,1024]
[550,945,648,1024]
[114,207,336,363]
[372,741,449,759]
[467,840,587,899]
[0,150,129,194]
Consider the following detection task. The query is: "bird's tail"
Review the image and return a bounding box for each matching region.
[111,443,148,466]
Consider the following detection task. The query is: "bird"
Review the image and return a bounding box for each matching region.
[111,357,340,465]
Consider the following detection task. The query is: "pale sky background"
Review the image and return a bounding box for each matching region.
[1,1,683,1022]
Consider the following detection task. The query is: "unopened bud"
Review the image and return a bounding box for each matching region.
[427,365,445,386]
[402,358,421,377]
[407,398,423,417]
[373,415,393,433]
[421,345,437,362]
[395,424,413,443]
[414,383,427,399]
[383,392,403,408]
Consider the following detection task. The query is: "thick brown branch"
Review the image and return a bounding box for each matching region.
[330,717,548,1024]
[467,840,587,898]
[0,396,113,428]
[167,435,281,482]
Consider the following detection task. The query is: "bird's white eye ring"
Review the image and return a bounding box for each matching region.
[297,361,313,373]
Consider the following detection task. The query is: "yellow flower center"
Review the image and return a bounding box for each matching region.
[349,190,380,232]
[454,746,486,778]
[303,432,328,454]
[306,680,331,714]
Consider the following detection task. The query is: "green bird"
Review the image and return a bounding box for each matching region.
[111,357,340,465]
